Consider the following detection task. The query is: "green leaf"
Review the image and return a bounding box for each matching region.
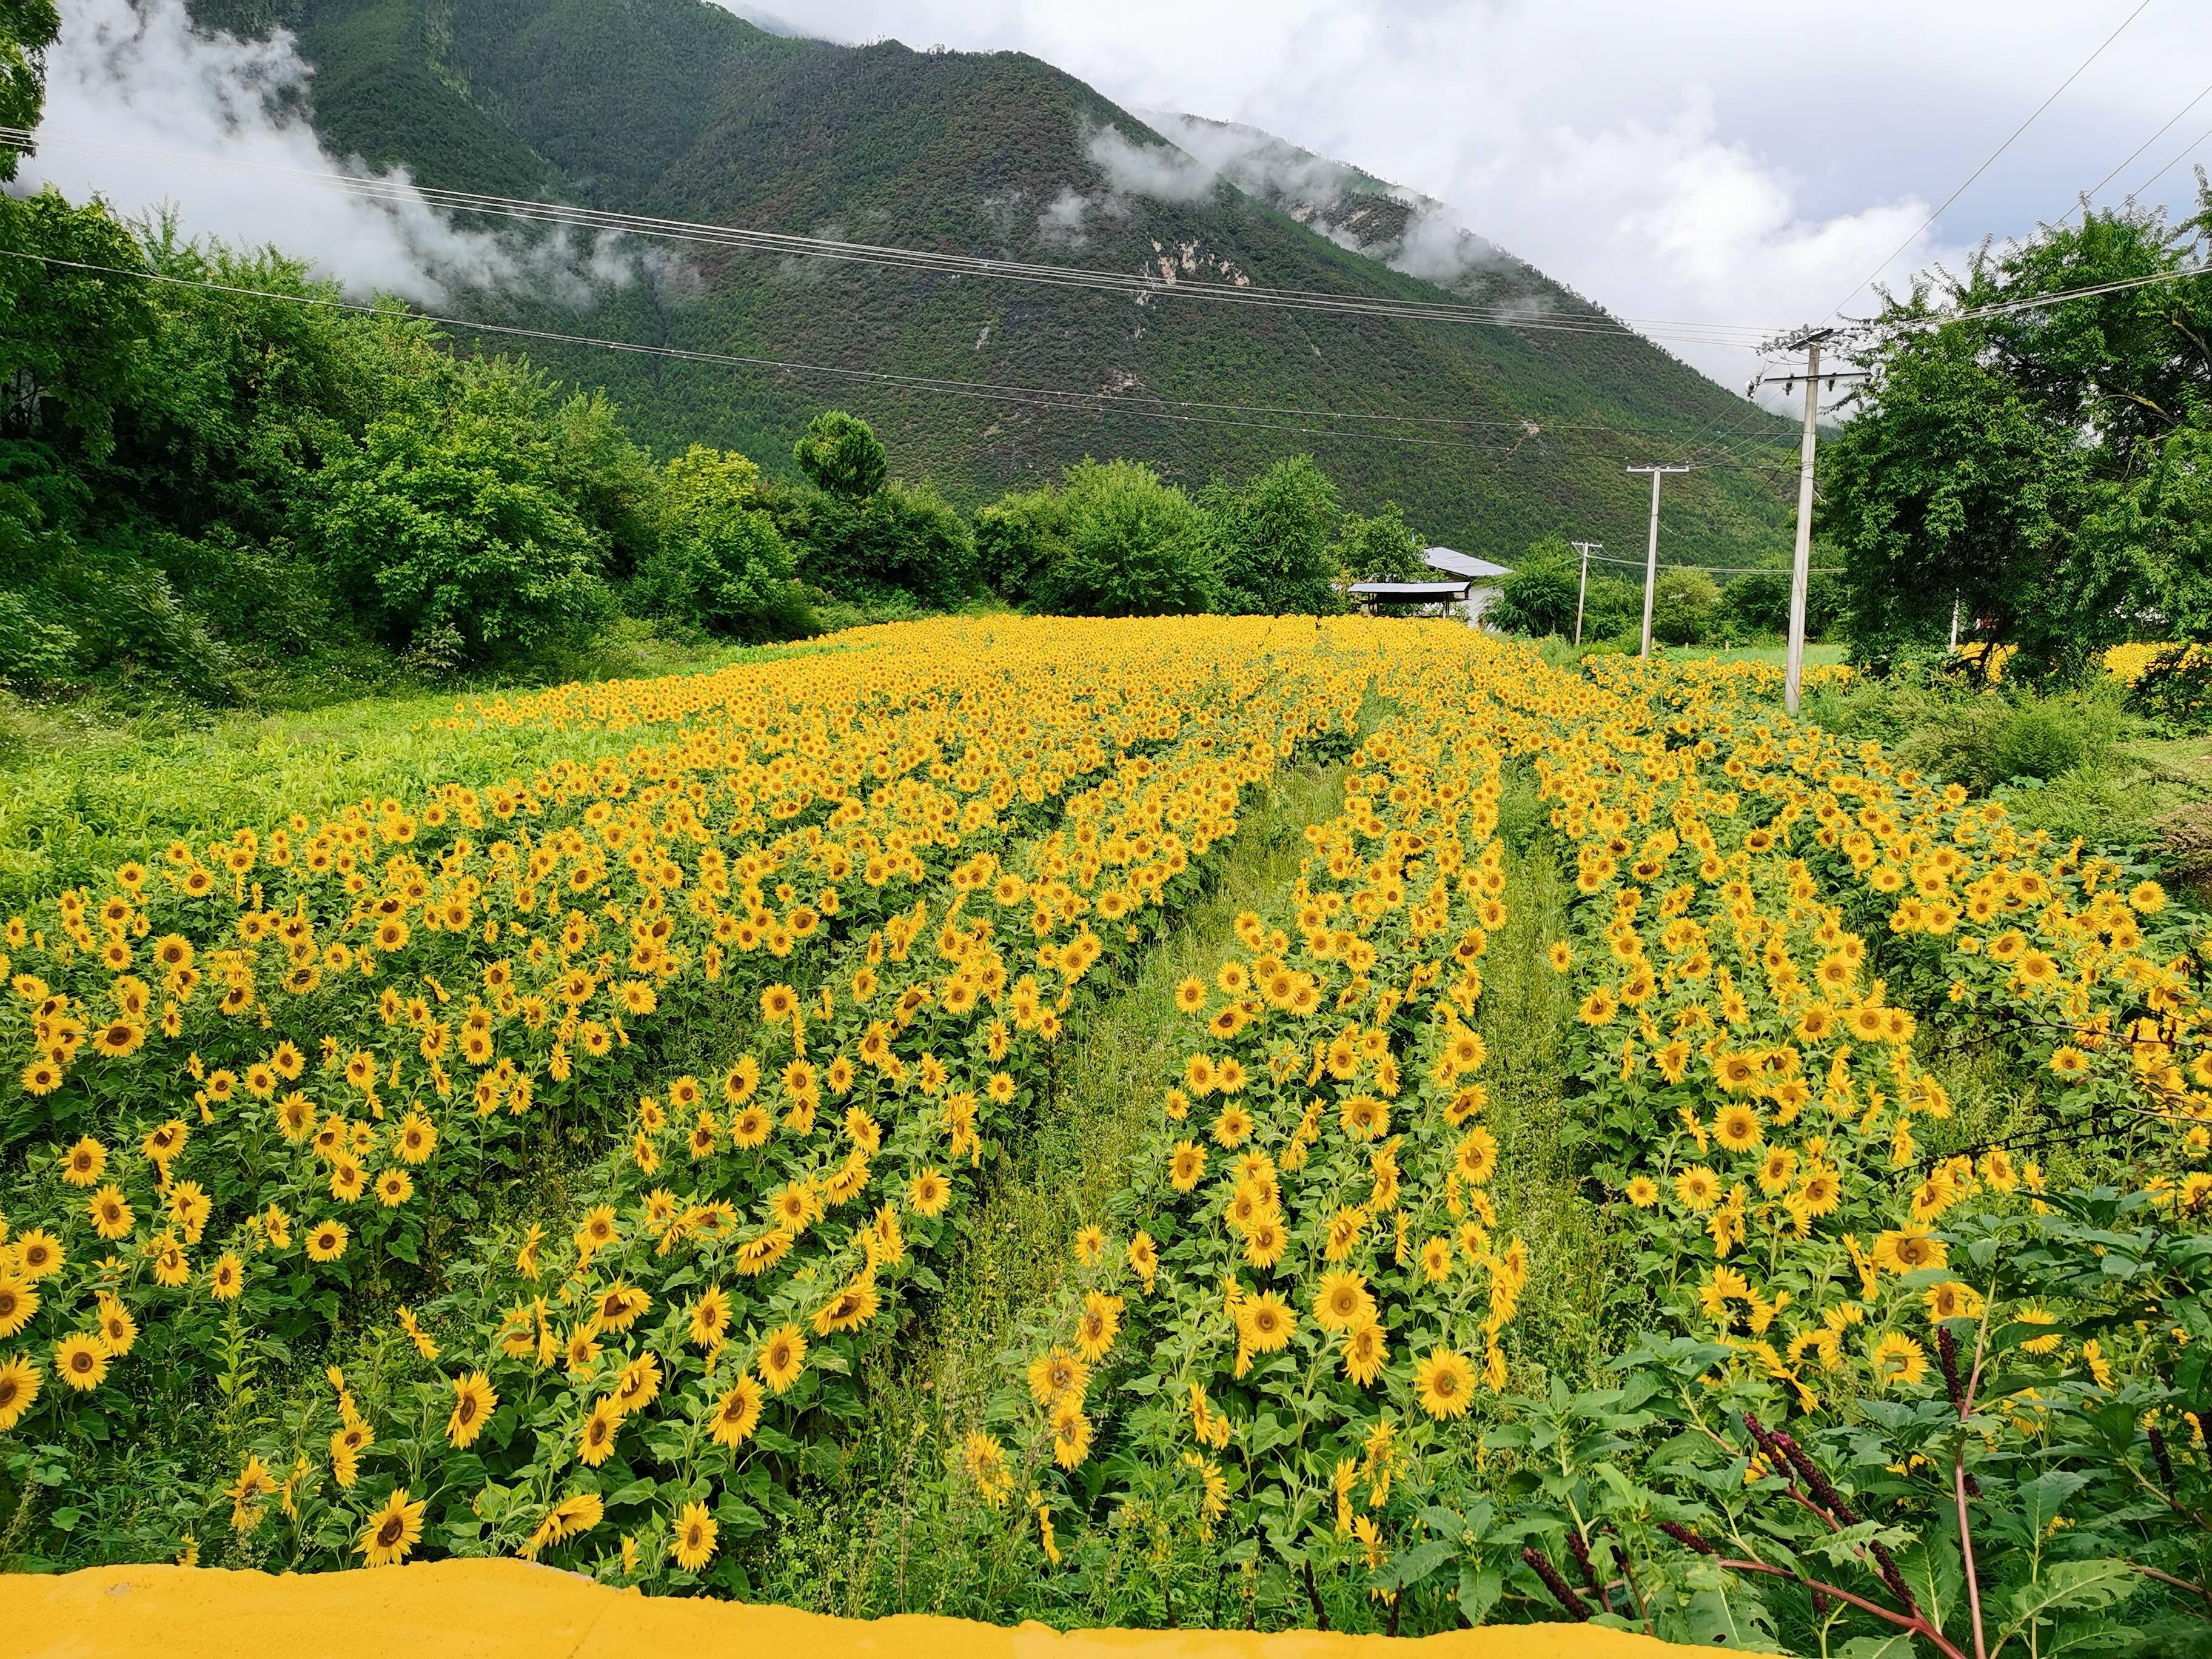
[1377,1537,1455,1592]
[1837,1637,1917,1658]
[1455,1561,1503,1624]
[2016,1470,2088,1538]
[2000,1558,2140,1638]
[1682,1584,1777,1648]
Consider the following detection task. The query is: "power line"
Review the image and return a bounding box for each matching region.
[0,127,1785,350]
[1826,0,2154,320]
[2129,114,2212,200]
[0,247,1747,461]
[1582,552,1842,575]
[2059,75,2212,220]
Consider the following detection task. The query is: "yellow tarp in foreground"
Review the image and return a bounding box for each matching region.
[4,1561,1698,1658]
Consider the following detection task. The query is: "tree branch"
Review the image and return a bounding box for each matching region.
[1717,1558,1970,1659]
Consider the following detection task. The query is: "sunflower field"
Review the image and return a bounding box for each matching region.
[2,615,2209,1656]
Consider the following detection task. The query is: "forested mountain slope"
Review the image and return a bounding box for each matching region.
[184,0,1796,561]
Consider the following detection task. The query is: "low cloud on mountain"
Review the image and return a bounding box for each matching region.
[17,0,635,305]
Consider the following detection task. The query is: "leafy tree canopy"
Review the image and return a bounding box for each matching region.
[1486,537,1577,637]
[315,355,618,668]
[1650,565,1718,647]
[1338,501,1424,583]
[642,444,813,642]
[793,409,888,500]
[973,486,1066,605]
[0,0,58,184]
[1037,459,1221,617]
[1823,195,2212,678]
[1202,453,1343,616]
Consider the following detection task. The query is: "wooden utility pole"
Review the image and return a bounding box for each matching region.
[1569,540,1601,645]
[1624,468,1690,659]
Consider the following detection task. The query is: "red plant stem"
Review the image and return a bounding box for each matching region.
[1717,1558,1969,1659]
[1954,1458,1986,1659]
[1957,1299,1992,1659]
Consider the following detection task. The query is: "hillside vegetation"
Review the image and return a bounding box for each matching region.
[183,0,1796,563]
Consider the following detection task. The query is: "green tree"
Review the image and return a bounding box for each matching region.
[1037,459,1220,617]
[1580,573,1645,643]
[0,193,244,692]
[0,190,155,464]
[1719,567,1789,637]
[793,409,888,500]
[1486,537,1578,635]
[800,481,975,609]
[1650,566,1719,646]
[317,360,615,669]
[1823,199,2212,675]
[641,444,814,641]
[543,388,662,581]
[1204,454,1342,615]
[0,0,59,184]
[973,486,1066,605]
[1337,500,1424,583]
[1717,563,1846,641]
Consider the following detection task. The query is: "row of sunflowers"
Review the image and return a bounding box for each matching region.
[997,645,1529,1626]
[1512,652,2212,1652]
[0,618,1378,1580]
[996,643,2212,1652]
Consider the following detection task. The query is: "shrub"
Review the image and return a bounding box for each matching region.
[1036,459,1221,616]
[1719,567,1788,636]
[640,445,815,642]
[1579,573,1645,643]
[1648,565,1718,646]
[1487,539,1578,636]
[798,481,976,611]
[973,487,1067,605]
[0,588,76,686]
[2123,642,2212,728]
[317,403,615,669]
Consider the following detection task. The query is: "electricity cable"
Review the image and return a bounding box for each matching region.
[1825,0,2154,319]
[0,247,1747,460]
[0,127,1783,348]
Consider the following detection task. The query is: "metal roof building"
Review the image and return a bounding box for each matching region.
[1421,546,1513,582]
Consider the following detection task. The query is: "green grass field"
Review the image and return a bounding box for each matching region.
[1662,642,1847,667]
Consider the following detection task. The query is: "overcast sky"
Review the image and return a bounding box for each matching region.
[757,0,2212,387]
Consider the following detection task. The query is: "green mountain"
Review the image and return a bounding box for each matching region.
[185,0,1798,564]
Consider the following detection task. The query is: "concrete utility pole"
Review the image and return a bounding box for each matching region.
[1624,468,1690,659]
[1783,333,1825,715]
[1569,540,1601,646]
[1751,331,1868,715]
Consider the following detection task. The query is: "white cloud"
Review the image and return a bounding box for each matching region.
[1036,186,1098,247]
[778,0,2212,386]
[17,0,638,306]
[1528,92,1963,361]
[1085,121,1217,202]
[1134,110,1516,298]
